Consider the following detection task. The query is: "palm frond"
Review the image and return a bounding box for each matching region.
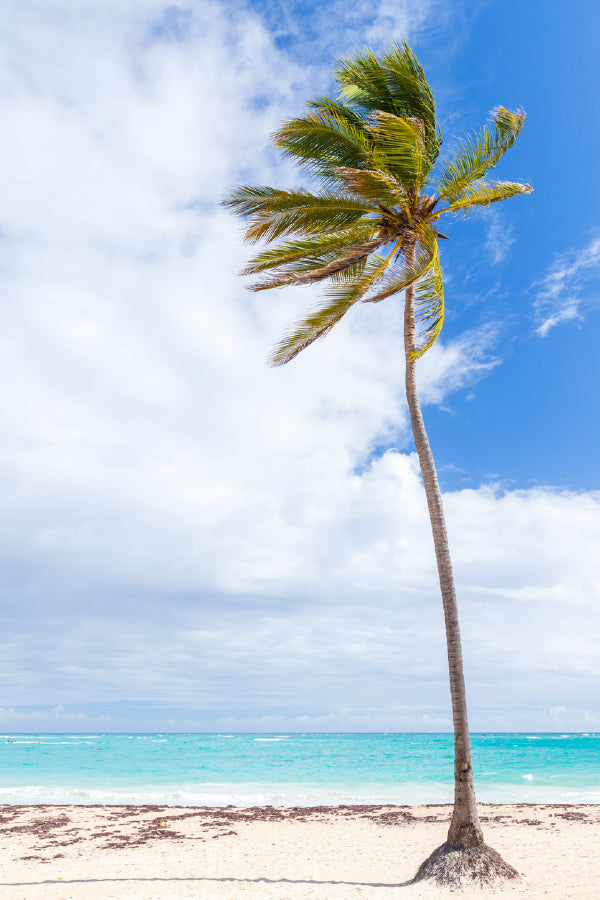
[222,185,373,218]
[334,40,441,165]
[431,131,495,201]
[362,227,438,304]
[273,108,375,176]
[380,41,442,166]
[306,96,366,130]
[413,253,444,358]
[269,255,391,366]
[368,111,425,186]
[222,186,374,242]
[284,237,384,285]
[330,166,407,206]
[242,225,376,275]
[492,106,526,154]
[253,258,371,293]
[431,107,527,201]
[251,236,384,291]
[442,179,533,215]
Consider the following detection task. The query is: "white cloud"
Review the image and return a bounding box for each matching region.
[235,0,440,55]
[1,0,598,733]
[533,235,600,336]
[363,0,436,43]
[484,209,515,265]
[0,704,108,724]
[416,325,500,405]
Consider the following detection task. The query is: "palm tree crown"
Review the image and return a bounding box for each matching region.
[224,41,531,367]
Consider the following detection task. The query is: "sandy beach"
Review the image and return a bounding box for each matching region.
[0,803,598,898]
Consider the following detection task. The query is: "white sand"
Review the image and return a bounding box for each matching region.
[0,803,598,898]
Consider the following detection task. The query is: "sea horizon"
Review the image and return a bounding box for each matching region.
[3,730,598,734]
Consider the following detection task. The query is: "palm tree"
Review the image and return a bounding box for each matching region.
[224,41,531,885]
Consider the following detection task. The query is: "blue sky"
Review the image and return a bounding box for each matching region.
[0,0,599,734]
[412,0,600,492]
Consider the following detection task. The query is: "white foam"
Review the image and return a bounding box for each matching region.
[0,782,450,807]
[2,781,600,807]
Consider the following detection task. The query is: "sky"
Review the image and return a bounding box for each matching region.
[0,0,599,734]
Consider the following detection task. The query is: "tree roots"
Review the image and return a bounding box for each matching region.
[412,841,520,887]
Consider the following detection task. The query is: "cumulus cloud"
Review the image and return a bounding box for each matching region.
[0,0,598,733]
[533,234,600,336]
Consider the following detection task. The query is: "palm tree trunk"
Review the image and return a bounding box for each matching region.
[403,247,483,850]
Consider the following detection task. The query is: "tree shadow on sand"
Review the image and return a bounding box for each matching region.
[4,874,414,888]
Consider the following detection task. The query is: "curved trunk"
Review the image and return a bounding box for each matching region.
[403,248,483,850]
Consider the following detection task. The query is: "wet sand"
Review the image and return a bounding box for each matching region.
[1,803,599,898]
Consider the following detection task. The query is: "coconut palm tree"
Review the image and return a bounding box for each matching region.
[224,41,531,885]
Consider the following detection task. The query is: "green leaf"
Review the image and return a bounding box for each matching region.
[250,236,384,291]
[368,111,425,186]
[329,166,407,206]
[492,106,527,153]
[222,186,374,243]
[431,107,527,202]
[273,108,375,177]
[362,228,438,304]
[306,96,366,130]
[242,226,377,275]
[334,41,441,165]
[442,179,533,215]
[412,253,444,358]
[269,255,391,366]
[431,131,496,201]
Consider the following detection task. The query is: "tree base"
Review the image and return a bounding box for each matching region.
[412,841,519,887]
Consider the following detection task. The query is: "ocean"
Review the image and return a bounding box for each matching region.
[2,732,599,806]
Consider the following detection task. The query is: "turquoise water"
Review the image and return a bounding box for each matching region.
[2,733,600,806]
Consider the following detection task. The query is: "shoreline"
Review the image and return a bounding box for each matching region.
[4,786,600,806]
[1,802,599,898]
[3,799,600,808]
